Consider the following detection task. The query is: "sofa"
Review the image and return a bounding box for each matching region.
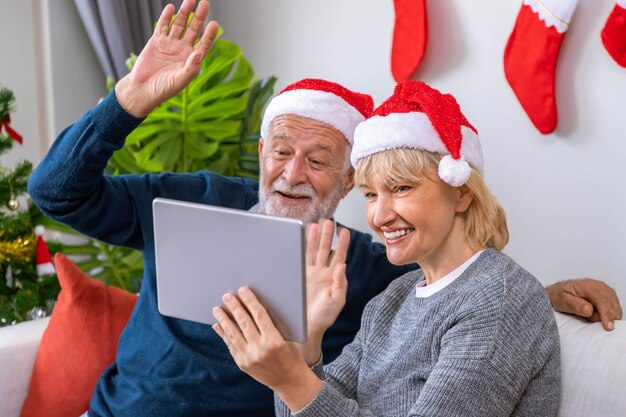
[1,312,625,417]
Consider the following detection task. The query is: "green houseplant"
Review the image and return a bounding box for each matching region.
[45,34,276,293]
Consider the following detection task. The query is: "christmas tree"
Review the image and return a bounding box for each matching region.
[0,86,60,326]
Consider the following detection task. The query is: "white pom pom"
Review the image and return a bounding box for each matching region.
[438,155,471,187]
[35,225,46,236]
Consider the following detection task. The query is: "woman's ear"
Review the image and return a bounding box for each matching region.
[455,184,474,213]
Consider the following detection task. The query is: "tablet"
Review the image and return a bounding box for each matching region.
[153,198,307,342]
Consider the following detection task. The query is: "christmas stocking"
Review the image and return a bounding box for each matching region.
[602,0,626,67]
[504,0,578,134]
[391,0,428,82]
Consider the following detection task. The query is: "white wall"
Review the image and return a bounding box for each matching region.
[48,0,107,136]
[0,0,105,171]
[214,0,626,299]
[0,0,41,169]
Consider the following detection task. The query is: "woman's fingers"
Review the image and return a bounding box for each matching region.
[316,219,334,265]
[330,227,350,266]
[212,323,233,350]
[212,305,247,348]
[306,223,319,266]
[332,263,348,299]
[222,292,260,341]
[238,287,283,339]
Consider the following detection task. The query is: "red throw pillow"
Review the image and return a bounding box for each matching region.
[20,253,138,417]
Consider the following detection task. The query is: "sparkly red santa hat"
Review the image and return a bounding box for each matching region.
[260,78,374,145]
[351,80,483,187]
[35,225,55,276]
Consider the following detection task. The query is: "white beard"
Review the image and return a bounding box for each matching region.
[258,171,344,224]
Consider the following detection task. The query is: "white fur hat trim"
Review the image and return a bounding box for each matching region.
[260,89,366,144]
[351,112,484,183]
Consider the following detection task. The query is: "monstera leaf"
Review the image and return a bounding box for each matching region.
[108,37,276,177]
[51,35,276,292]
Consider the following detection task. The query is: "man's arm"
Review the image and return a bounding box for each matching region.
[547,278,623,331]
[28,1,220,247]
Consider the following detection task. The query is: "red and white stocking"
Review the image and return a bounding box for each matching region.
[391,0,428,82]
[504,0,578,134]
[602,0,626,67]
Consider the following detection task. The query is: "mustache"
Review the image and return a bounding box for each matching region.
[271,177,316,198]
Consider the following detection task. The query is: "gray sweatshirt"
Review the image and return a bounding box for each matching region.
[275,248,560,416]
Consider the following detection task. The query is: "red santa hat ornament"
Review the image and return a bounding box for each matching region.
[260,78,374,145]
[35,225,55,276]
[351,80,483,187]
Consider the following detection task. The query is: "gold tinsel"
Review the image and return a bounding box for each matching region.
[0,230,35,264]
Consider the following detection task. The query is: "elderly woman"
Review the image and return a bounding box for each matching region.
[212,80,560,416]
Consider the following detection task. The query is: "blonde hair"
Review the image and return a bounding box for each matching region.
[354,148,509,251]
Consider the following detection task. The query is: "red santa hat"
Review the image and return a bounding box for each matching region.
[35,225,55,276]
[351,80,483,187]
[260,78,374,145]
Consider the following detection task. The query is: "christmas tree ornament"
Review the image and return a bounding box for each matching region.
[5,265,14,288]
[0,113,23,144]
[0,232,35,264]
[601,0,626,67]
[26,306,47,321]
[6,181,19,211]
[504,0,578,134]
[391,0,428,82]
[352,80,483,187]
[0,87,23,144]
[35,226,56,276]
[6,196,19,211]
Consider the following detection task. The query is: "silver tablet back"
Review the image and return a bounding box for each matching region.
[153,198,306,342]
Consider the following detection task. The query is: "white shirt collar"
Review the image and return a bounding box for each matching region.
[415,250,485,298]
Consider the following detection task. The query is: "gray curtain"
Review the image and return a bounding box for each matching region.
[74,0,183,80]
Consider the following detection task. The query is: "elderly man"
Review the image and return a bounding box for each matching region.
[29,1,621,416]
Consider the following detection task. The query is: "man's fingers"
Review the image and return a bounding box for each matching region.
[183,1,211,44]
[573,279,622,330]
[155,4,176,36]
[195,20,220,57]
[179,49,205,84]
[169,0,195,39]
[594,302,617,331]
[555,291,594,318]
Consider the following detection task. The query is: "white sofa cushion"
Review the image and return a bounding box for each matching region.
[556,312,626,417]
[0,318,50,417]
[2,313,625,416]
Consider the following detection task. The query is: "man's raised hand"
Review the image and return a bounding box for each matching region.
[116,0,219,117]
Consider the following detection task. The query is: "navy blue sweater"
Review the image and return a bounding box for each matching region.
[28,91,417,417]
